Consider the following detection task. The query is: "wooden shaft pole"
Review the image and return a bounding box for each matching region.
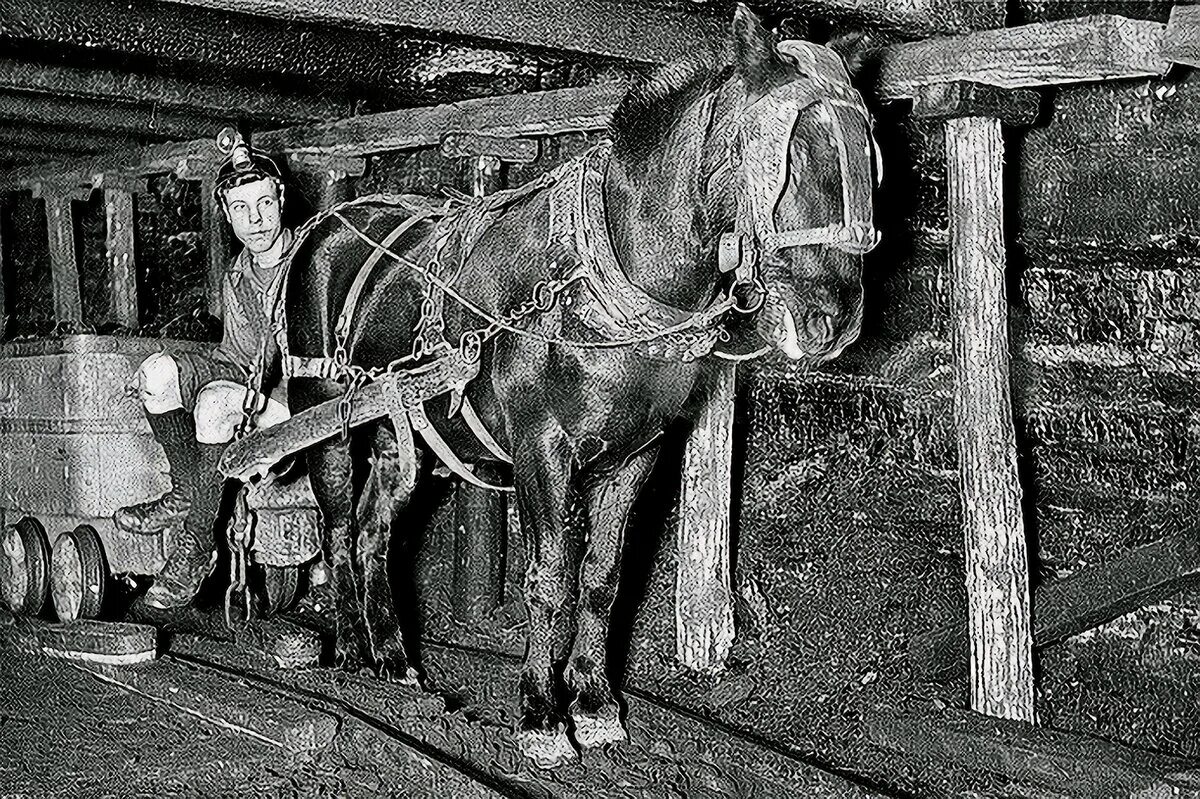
[676,361,737,673]
[104,188,138,328]
[945,115,1034,722]
[200,174,231,318]
[43,192,82,325]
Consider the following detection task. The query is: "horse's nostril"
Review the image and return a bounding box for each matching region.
[806,311,835,345]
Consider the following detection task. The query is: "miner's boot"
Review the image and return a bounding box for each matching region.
[143,443,226,610]
[114,408,197,535]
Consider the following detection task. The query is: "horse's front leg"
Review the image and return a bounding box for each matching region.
[293,378,371,670]
[566,446,658,749]
[513,421,580,768]
[355,420,420,684]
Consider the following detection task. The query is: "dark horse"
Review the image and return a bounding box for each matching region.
[278,4,878,767]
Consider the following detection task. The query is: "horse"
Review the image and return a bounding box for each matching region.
[274,3,880,767]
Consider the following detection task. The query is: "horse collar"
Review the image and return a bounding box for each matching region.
[547,144,725,362]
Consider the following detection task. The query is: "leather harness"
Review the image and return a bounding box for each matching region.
[256,39,882,492]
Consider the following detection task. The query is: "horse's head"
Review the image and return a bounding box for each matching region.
[715,5,881,361]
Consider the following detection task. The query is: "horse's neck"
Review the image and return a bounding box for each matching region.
[603,103,726,311]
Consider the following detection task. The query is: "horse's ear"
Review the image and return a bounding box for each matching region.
[731,3,781,90]
[826,28,885,80]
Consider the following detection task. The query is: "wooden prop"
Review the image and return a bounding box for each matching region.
[867,706,1200,798]
[676,362,737,674]
[913,83,1035,721]
[449,151,510,626]
[912,526,1200,682]
[104,186,138,328]
[200,173,231,318]
[30,181,88,325]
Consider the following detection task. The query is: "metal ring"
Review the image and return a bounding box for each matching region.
[532,281,557,312]
[460,330,483,364]
[732,277,768,315]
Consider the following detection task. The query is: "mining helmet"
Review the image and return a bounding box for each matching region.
[212,127,283,204]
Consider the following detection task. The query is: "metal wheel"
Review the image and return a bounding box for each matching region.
[51,525,109,622]
[0,517,52,616]
[257,564,301,617]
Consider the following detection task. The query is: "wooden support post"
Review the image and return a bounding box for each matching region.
[915,82,1038,722]
[200,173,230,318]
[448,149,512,625]
[0,199,6,341]
[104,187,137,329]
[33,184,84,326]
[676,362,737,674]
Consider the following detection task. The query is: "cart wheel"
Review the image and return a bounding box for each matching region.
[258,564,301,617]
[50,525,109,622]
[0,517,51,616]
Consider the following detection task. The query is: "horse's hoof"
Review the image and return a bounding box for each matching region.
[377,661,421,687]
[516,727,577,769]
[572,708,627,749]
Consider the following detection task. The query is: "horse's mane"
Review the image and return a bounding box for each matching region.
[609,53,735,165]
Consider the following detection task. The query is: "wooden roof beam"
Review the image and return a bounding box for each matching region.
[0,58,346,123]
[160,0,722,64]
[0,123,151,154]
[0,92,234,140]
[877,14,1172,100]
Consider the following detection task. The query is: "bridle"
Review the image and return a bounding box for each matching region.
[714,40,884,310]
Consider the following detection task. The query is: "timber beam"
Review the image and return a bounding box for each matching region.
[0,92,233,140]
[0,84,623,190]
[867,706,1200,798]
[877,14,1173,100]
[911,526,1200,683]
[0,124,151,155]
[160,0,721,64]
[0,58,345,123]
[911,82,1041,127]
[922,82,1039,722]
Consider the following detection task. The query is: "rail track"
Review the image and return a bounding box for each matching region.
[159,629,906,799]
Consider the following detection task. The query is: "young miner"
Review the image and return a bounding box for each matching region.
[114,134,293,610]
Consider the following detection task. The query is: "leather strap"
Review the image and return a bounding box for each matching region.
[409,402,513,492]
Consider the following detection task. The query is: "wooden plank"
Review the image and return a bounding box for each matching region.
[440,132,540,163]
[878,15,1171,100]
[0,197,5,341]
[0,84,618,190]
[40,190,83,325]
[676,361,737,674]
[0,58,344,122]
[256,83,625,156]
[0,124,147,154]
[866,706,1200,798]
[0,139,219,190]
[200,174,231,318]
[161,0,721,64]
[912,527,1200,683]
[0,91,233,140]
[946,115,1033,721]
[912,82,1041,127]
[104,188,138,329]
[77,656,340,754]
[1164,4,1200,69]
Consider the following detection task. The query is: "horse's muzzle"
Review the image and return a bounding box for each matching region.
[756,282,862,361]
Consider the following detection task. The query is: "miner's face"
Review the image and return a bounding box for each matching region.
[221,178,284,254]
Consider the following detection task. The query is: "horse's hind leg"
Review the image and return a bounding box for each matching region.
[513,422,579,769]
[292,378,371,670]
[356,420,420,684]
[566,446,658,750]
